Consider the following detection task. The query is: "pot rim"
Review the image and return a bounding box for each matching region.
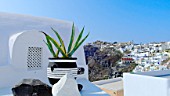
[48,57,77,60]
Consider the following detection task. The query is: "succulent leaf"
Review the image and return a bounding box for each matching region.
[45,34,67,57]
[67,23,75,53]
[51,27,66,54]
[43,40,56,57]
[69,32,89,56]
[74,27,84,47]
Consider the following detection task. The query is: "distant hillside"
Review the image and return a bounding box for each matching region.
[84,42,123,81]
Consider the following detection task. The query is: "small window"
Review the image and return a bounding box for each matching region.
[27,47,42,70]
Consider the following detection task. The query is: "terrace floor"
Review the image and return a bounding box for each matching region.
[93,78,124,96]
[0,78,111,96]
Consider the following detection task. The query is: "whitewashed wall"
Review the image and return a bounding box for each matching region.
[123,70,170,96]
[0,12,88,88]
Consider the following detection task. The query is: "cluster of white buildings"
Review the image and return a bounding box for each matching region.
[87,41,170,73]
[118,42,170,72]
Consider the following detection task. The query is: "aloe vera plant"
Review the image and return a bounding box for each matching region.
[42,23,89,58]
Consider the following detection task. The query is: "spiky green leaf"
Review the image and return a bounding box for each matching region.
[51,27,66,53]
[68,32,89,57]
[55,45,61,57]
[67,23,75,53]
[42,32,67,57]
[43,40,56,57]
[74,27,84,47]
[55,49,60,57]
[46,35,54,53]
[41,31,56,57]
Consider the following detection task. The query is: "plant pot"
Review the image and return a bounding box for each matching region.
[47,58,78,85]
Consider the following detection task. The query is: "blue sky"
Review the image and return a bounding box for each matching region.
[0,0,170,43]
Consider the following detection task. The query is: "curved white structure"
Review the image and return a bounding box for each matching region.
[0,12,109,96]
[1,31,50,88]
[0,12,88,88]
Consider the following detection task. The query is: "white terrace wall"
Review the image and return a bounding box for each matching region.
[123,70,170,96]
[0,12,88,88]
[134,70,170,76]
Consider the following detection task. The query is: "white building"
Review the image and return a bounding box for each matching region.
[0,12,109,96]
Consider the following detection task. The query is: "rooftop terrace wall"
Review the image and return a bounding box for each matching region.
[0,12,88,88]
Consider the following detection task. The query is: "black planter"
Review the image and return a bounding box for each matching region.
[47,58,77,85]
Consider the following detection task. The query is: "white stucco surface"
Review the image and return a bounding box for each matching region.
[52,73,81,96]
[0,12,88,88]
[123,70,170,96]
[0,12,109,96]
